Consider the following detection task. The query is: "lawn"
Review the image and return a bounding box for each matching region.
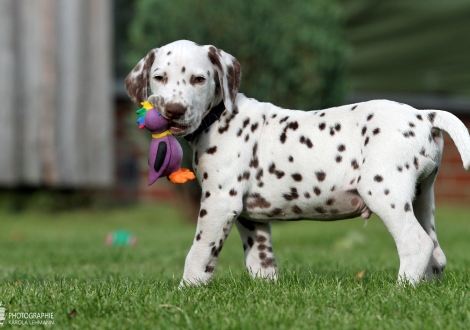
[0,203,470,329]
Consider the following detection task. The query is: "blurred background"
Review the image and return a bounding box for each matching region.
[1,0,470,214]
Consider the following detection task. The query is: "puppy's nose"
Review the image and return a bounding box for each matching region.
[165,103,186,119]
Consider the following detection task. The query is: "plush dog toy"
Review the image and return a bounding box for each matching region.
[137,101,195,185]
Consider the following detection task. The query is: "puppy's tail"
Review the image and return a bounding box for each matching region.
[428,110,470,171]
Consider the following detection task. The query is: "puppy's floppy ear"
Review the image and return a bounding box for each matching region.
[204,45,241,113]
[125,48,158,105]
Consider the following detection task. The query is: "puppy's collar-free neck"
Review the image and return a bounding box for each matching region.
[184,101,225,142]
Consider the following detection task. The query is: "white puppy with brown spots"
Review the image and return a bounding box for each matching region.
[125,40,470,286]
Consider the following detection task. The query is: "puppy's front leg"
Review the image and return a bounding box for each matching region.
[180,199,239,287]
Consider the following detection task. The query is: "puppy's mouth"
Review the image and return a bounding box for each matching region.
[168,121,191,135]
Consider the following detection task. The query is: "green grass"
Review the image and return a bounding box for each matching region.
[1,204,470,329]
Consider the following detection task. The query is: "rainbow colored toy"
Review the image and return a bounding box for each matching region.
[136,101,195,185]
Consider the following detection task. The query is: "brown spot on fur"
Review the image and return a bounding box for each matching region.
[417,114,423,120]
[351,160,359,170]
[283,188,299,201]
[229,189,237,196]
[206,146,217,154]
[428,112,436,123]
[338,144,346,152]
[319,122,326,130]
[261,258,275,268]
[351,198,359,206]
[246,193,271,209]
[313,187,321,196]
[205,265,214,273]
[404,203,411,212]
[256,235,267,243]
[270,208,282,217]
[199,209,207,218]
[299,136,313,148]
[292,173,302,182]
[268,163,285,179]
[364,136,370,146]
[249,157,259,168]
[315,171,326,181]
[374,175,383,182]
[292,205,303,214]
[326,198,335,206]
[242,171,250,181]
[314,207,326,214]
[373,128,380,135]
[367,113,374,121]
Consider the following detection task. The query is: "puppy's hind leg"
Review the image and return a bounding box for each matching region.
[357,170,434,285]
[235,218,278,280]
[413,171,447,280]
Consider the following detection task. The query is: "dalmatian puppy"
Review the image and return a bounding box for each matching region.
[125,40,470,286]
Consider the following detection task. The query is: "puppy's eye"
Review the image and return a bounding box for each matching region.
[154,75,164,81]
[194,76,205,83]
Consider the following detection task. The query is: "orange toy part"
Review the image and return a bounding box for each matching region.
[168,168,196,184]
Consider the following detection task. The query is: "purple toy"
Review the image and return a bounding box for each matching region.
[138,102,195,185]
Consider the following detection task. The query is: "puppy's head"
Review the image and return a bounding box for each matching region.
[125,40,241,136]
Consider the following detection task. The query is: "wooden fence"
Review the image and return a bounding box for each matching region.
[0,0,113,188]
